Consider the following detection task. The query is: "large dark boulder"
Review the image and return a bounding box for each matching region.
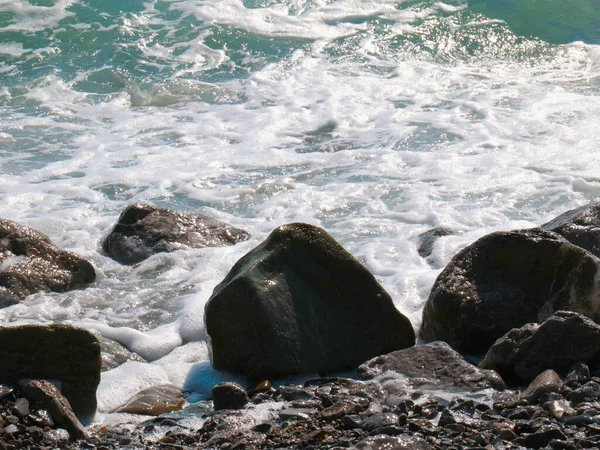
[204,222,415,381]
[480,311,600,384]
[0,218,96,307]
[358,341,505,392]
[542,202,600,257]
[102,204,250,265]
[420,228,600,354]
[0,324,101,422]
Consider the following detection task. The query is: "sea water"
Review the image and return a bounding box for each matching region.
[1,0,600,421]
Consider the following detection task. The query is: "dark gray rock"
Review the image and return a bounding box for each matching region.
[205,222,415,380]
[567,381,600,405]
[521,370,563,404]
[115,384,184,415]
[437,408,457,426]
[480,311,600,384]
[0,324,101,422]
[565,361,591,388]
[0,218,95,307]
[12,398,29,418]
[542,202,600,257]
[321,399,365,420]
[212,382,249,411]
[421,228,600,354]
[102,204,250,265]
[358,341,505,392]
[22,380,88,440]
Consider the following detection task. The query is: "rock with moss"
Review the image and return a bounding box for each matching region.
[205,222,415,381]
[0,324,101,422]
[420,228,600,354]
[102,204,250,265]
[0,218,96,308]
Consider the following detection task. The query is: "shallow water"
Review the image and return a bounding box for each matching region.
[1,0,600,414]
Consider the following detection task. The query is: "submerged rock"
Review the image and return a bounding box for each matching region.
[542,202,600,257]
[204,222,415,380]
[480,311,600,384]
[96,334,146,372]
[417,226,454,259]
[420,228,600,354]
[0,324,101,422]
[358,341,505,392]
[0,218,96,307]
[102,203,250,265]
[115,384,184,416]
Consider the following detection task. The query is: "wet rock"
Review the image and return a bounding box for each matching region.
[115,384,185,415]
[565,361,591,388]
[521,370,563,404]
[352,434,431,449]
[42,428,70,445]
[96,334,146,371]
[278,385,313,401]
[544,397,576,420]
[0,324,101,421]
[359,341,505,391]
[205,222,415,380]
[542,202,600,257]
[212,382,248,411]
[0,218,95,307]
[480,311,600,384]
[417,226,454,259]
[360,413,400,432]
[22,379,88,440]
[420,228,600,354]
[437,408,457,426]
[12,397,29,418]
[102,203,250,265]
[519,425,567,449]
[278,408,318,420]
[321,399,365,420]
[567,381,600,405]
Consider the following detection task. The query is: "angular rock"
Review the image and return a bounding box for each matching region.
[115,384,184,416]
[205,222,415,380]
[520,370,563,404]
[97,334,146,372]
[358,341,505,392]
[22,379,88,441]
[421,228,600,354]
[0,218,95,307]
[542,202,600,257]
[321,399,365,420]
[102,204,250,265]
[0,324,101,421]
[480,311,600,384]
[212,382,249,411]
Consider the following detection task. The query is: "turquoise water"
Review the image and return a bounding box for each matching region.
[2,0,600,416]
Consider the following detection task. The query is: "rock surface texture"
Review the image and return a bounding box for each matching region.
[542,202,600,257]
[0,218,95,307]
[358,341,505,392]
[0,324,101,422]
[102,204,250,265]
[114,384,184,416]
[420,228,600,354]
[204,222,415,380]
[480,311,600,384]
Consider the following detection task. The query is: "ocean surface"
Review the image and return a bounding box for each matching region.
[2,0,600,423]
